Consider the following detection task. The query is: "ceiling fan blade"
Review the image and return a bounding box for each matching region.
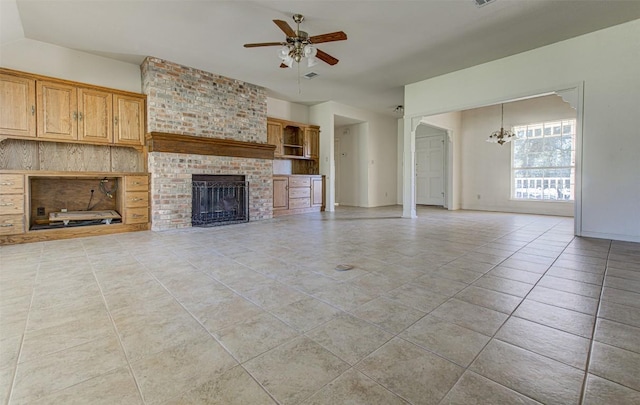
[310,31,347,44]
[273,19,296,37]
[244,42,283,48]
[316,49,339,66]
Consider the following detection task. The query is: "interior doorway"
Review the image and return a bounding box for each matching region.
[415,127,446,206]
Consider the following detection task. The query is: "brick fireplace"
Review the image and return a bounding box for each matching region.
[142,57,273,231]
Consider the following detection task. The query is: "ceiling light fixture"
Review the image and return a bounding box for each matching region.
[486,103,515,145]
[277,14,319,68]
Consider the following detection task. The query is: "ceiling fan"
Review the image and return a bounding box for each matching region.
[244,14,347,68]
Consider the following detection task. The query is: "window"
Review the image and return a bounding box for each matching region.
[512,119,576,201]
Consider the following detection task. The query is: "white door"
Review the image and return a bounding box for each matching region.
[416,135,445,205]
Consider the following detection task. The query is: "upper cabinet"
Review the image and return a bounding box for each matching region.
[0,74,36,138]
[267,117,320,161]
[0,69,146,149]
[114,95,145,146]
[37,81,78,141]
[267,120,283,157]
[304,127,319,160]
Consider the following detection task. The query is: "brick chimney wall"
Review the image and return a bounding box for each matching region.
[141,57,273,230]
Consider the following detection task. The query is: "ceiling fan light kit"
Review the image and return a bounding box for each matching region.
[244,13,347,69]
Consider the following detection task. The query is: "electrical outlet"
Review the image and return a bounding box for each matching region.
[37,207,45,216]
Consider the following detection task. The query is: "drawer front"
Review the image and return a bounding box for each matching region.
[125,191,149,208]
[125,207,149,224]
[289,187,311,199]
[0,194,24,214]
[125,176,149,192]
[289,197,311,209]
[0,174,25,194]
[288,176,310,188]
[0,215,24,235]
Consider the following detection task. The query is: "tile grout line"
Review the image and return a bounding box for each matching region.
[436,221,581,404]
[5,252,41,405]
[578,239,612,405]
[87,245,147,404]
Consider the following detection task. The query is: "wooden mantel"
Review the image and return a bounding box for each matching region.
[146,132,276,160]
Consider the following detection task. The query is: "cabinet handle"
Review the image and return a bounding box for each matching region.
[114,117,119,125]
[0,182,14,186]
[73,112,78,120]
[132,214,144,218]
[0,224,14,227]
[0,203,13,206]
[78,112,83,121]
[31,106,35,115]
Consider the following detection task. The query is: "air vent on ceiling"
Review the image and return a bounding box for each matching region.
[303,72,319,80]
[473,0,497,7]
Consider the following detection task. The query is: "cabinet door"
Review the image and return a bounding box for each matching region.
[114,95,144,146]
[78,88,113,144]
[304,127,319,159]
[0,74,36,137]
[311,177,324,207]
[273,177,289,210]
[267,120,283,157]
[37,81,78,140]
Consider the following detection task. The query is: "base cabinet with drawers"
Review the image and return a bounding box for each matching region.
[0,171,150,245]
[273,175,324,217]
[0,174,25,236]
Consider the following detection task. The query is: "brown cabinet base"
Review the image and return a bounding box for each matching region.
[273,175,324,217]
[0,170,149,245]
[0,222,149,245]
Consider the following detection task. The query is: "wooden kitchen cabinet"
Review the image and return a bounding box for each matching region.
[1,68,146,148]
[267,120,284,157]
[272,175,324,217]
[304,127,319,160]
[267,117,320,161]
[37,81,78,141]
[0,74,36,138]
[0,171,150,245]
[273,176,289,211]
[0,174,25,235]
[123,175,149,224]
[78,88,113,144]
[114,95,145,146]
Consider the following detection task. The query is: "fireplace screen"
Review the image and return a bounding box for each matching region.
[192,175,249,226]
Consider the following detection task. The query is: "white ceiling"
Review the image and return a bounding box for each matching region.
[3,0,640,116]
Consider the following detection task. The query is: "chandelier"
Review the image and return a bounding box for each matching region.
[277,14,318,68]
[486,103,515,145]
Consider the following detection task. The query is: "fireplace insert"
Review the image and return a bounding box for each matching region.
[192,175,248,226]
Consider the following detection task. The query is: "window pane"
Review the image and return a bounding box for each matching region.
[512,118,575,201]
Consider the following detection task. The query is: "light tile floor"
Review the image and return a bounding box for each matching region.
[1,206,640,404]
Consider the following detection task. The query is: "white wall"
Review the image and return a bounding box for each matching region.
[1,38,142,92]
[460,95,575,216]
[310,101,398,210]
[405,19,640,242]
[266,97,309,123]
